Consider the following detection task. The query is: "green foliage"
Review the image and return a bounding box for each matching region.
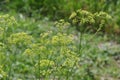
[0,0,119,19]
[1,0,120,34]
[0,13,119,80]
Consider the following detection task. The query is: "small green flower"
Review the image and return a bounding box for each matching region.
[54,19,70,32]
[51,33,73,45]
[35,59,55,76]
[69,12,77,19]
[39,59,55,68]
[0,14,17,28]
[8,32,33,46]
[69,9,95,26]
[23,49,33,56]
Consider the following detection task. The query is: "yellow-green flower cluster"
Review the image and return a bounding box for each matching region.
[39,59,55,68]
[51,33,73,45]
[94,11,112,20]
[23,44,47,56]
[23,48,33,56]
[0,14,17,41]
[54,19,70,31]
[40,31,52,38]
[62,57,78,68]
[59,48,79,67]
[94,11,112,27]
[69,9,112,29]
[40,31,53,44]
[8,32,33,46]
[69,9,95,25]
[35,59,55,76]
[0,14,17,27]
[40,31,74,46]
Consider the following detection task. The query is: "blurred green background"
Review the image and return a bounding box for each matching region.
[1,0,120,34]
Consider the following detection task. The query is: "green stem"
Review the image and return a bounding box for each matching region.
[89,24,103,41]
[79,32,82,55]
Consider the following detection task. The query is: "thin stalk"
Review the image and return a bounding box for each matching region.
[79,31,83,55]
[89,24,103,41]
[69,30,83,79]
[45,55,51,80]
[39,52,40,80]
[3,26,10,80]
